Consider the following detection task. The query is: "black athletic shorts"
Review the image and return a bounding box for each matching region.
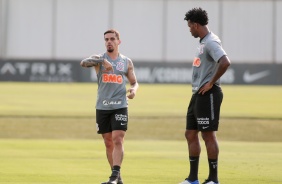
[186,85,223,131]
[96,107,128,134]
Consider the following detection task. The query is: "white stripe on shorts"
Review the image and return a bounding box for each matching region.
[210,93,215,120]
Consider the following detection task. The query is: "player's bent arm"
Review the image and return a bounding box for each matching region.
[209,55,231,85]
[80,55,112,73]
[80,57,104,68]
[126,59,139,99]
[198,55,231,95]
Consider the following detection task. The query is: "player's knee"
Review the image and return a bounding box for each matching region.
[201,131,216,142]
[112,136,124,146]
[104,139,113,149]
[103,136,113,148]
[185,130,198,141]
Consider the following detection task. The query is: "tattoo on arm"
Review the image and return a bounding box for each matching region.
[126,59,138,86]
[80,58,104,67]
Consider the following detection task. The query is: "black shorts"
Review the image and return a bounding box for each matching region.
[96,107,128,134]
[186,85,223,131]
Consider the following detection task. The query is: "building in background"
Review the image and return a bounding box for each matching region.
[0,0,281,84]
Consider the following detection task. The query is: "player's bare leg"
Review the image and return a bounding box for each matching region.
[102,133,114,167]
[112,130,125,166]
[102,130,125,184]
[186,130,201,156]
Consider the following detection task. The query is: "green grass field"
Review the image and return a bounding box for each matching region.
[0,83,282,183]
[1,83,282,119]
[1,140,281,184]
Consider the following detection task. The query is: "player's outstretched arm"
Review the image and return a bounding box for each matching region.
[126,59,139,99]
[80,57,104,68]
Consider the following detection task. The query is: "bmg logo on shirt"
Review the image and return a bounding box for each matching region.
[102,74,123,84]
[115,114,127,121]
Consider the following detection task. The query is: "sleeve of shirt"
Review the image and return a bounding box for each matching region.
[206,40,227,63]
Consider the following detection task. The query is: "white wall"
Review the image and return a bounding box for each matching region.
[6,0,53,58]
[112,0,164,61]
[0,0,281,63]
[55,0,110,59]
[222,1,274,63]
[276,1,282,63]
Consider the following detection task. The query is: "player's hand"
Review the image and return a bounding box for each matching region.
[198,82,213,95]
[127,88,136,99]
[102,59,114,72]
